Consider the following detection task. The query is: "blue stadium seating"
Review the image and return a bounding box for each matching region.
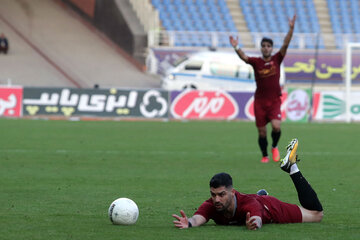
[239,0,324,49]
[327,0,360,48]
[152,0,359,49]
[152,0,239,47]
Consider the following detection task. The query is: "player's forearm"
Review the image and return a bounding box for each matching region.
[188,214,206,227]
[280,26,294,55]
[233,46,249,63]
[283,26,294,49]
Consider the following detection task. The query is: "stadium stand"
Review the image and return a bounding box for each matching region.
[327,0,360,49]
[240,0,324,49]
[150,0,359,50]
[152,0,238,47]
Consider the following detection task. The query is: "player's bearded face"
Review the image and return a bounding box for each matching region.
[210,187,233,212]
[261,42,273,58]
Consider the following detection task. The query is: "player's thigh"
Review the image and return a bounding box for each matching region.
[267,99,282,122]
[254,100,268,127]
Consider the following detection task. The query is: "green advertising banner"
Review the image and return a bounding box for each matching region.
[312,91,360,121]
[286,88,311,122]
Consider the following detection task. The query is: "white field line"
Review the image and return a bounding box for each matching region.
[0,149,357,156]
[1,149,257,155]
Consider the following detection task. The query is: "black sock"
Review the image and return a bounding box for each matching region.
[258,136,268,157]
[290,172,323,211]
[271,130,281,148]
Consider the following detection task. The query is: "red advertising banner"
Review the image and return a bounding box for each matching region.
[171,90,240,120]
[170,90,303,121]
[0,87,23,117]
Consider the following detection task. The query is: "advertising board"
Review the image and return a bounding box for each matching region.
[23,88,169,119]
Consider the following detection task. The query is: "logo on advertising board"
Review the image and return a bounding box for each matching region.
[171,90,239,120]
[0,87,23,117]
[286,89,310,122]
[139,90,168,118]
[311,92,360,121]
[23,88,168,118]
[244,93,288,121]
[322,94,345,119]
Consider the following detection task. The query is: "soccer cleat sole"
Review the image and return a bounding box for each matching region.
[287,138,298,164]
[280,138,299,172]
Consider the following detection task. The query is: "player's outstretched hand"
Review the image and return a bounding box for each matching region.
[289,14,296,29]
[172,210,189,229]
[229,36,238,48]
[246,212,260,230]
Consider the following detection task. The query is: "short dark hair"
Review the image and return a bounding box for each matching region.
[261,37,273,47]
[209,172,233,188]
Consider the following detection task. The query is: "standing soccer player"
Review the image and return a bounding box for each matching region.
[229,14,296,163]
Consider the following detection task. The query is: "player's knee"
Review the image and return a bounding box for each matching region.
[314,211,324,222]
[257,128,267,137]
[258,132,266,137]
[308,210,323,223]
[272,125,281,132]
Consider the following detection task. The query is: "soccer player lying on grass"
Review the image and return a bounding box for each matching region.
[172,138,323,230]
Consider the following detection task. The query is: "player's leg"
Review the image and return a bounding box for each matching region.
[255,99,269,163]
[269,98,282,162]
[280,139,323,222]
[270,119,281,162]
[257,126,269,163]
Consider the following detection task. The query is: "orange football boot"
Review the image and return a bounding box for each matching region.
[272,147,280,162]
[261,156,269,163]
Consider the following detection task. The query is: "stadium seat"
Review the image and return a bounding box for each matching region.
[152,0,358,49]
[151,0,241,47]
[327,0,360,48]
[239,0,322,49]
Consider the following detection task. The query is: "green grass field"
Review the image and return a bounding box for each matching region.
[0,118,359,240]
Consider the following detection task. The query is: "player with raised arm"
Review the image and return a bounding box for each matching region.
[229,14,296,163]
[172,138,323,230]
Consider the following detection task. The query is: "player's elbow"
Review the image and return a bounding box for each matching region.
[282,43,289,50]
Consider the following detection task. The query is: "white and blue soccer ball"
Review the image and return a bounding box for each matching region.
[108,198,139,225]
